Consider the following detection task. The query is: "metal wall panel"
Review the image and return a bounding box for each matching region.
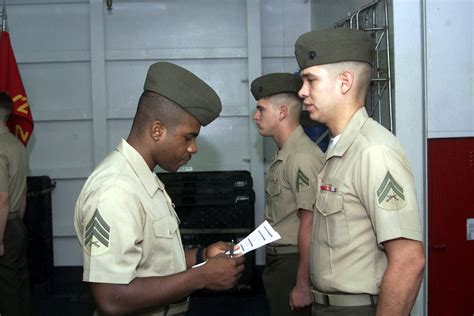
[28,121,94,178]
[19,62,92,121]
[262,0,310,53]
[52,179,86,237]
[104,1,247,51]
[53,237,84,266]
[7,3,89,51]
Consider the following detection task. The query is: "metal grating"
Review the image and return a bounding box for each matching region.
[333,0,394,133]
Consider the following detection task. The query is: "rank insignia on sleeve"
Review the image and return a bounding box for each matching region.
[376,171,407,210]
[84,209,110,256]
[296,168,310,191]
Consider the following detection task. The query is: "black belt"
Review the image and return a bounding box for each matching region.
[311,288,378,307]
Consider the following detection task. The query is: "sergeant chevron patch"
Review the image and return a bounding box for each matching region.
[296,168,310,191]
[84,209,110,256]
[376,171,407,210]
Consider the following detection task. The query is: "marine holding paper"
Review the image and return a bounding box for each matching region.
[74,62,245,316]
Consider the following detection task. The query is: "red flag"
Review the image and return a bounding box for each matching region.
[0,31,34,146]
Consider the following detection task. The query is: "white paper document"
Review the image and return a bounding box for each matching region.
[232,220,281,255]
[192,220,280,268]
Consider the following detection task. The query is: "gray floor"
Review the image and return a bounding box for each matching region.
[31,266,269,316]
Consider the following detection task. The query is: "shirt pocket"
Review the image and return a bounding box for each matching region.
[315,191,350,248]
[266,180,281,197]
[153,215,179,239]
[265,181,281,222]
[150,215,180,273]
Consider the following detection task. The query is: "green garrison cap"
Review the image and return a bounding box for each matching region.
[144,62,222,126]
[295,28,375,69]
[250,73,303,100]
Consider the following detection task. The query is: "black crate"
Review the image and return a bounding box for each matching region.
[157,171,256,291]
[168,188,255,207]
[176,204,254,229]
[157,171,252,191]
[158,171,255,207]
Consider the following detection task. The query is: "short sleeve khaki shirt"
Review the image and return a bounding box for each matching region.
[74,139,186,287]
[0,126,28,214]
[311,108,422,294]
[265,126,324,246]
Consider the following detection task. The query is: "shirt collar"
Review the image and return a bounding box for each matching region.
[116,138,160,197]
[274,125,306,161]
[326,107,370,159]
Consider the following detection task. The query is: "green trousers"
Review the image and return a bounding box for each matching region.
[262,253,311,316]
[0,217,31,316]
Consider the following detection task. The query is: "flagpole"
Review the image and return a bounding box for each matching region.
[2,0,7,32]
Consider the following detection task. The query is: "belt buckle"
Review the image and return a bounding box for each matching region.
[322,293,330,306]
[369,294,376,306]
[311,288,330,306]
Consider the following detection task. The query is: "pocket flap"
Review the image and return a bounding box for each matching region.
[315,191,343,216]
[153,215,179,238]
[265,181,281,196]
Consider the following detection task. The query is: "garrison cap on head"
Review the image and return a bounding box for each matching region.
[295,28,375,69]
[144,62,222,126]
[250,73,302,100]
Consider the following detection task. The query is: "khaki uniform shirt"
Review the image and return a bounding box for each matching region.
[0,126,28,215]
[74,139,187,315]
[311,107,422,294]
[265,126,324,246]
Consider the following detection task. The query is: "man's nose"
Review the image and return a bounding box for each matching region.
[188,139,198,154]
[298,81,309,98]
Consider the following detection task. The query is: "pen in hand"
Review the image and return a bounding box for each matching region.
[230,239,234,258]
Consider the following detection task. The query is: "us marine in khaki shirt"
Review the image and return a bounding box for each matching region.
[251,73,324,316]
[295,28,425,315]
[75,62,244,316]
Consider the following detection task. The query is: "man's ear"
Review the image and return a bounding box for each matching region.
[150,120,166,141]
[279,105,288,121]
[340,70,355,94]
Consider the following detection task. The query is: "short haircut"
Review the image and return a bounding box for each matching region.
[267,92,303,119]
[0,92,13,122]
[323,61,373,96]
[130,91,188,135]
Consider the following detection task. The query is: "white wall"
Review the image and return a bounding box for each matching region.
[5,0,311,266]
[426,0,474,138]
[391,1,425,315]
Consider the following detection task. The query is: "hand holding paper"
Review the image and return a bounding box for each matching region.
[193,220,280,268]
[228,220,281,256]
